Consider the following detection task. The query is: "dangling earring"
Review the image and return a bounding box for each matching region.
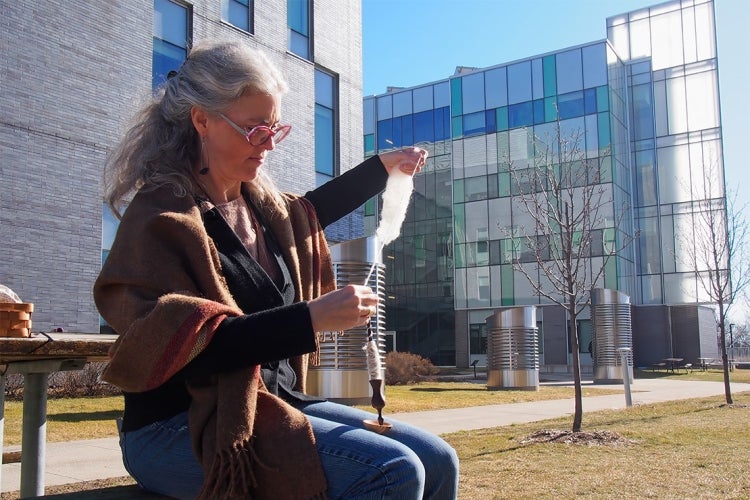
[199,137,209,175]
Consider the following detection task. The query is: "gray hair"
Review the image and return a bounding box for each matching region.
[103,39,288,217]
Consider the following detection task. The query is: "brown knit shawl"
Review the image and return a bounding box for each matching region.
[94,184,334,499]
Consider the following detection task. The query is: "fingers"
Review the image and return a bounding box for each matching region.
[400,147,428,175]
[380,147,429,176]
[308,285,379,332]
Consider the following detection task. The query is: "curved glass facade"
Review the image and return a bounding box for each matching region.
[364,0,724,367]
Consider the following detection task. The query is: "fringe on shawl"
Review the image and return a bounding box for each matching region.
[197,439,328,500]
[197,439,271,500]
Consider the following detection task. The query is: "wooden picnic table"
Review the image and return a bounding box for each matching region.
[0,332,117,498]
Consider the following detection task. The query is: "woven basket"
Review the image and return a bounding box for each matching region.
[0,302,33,338]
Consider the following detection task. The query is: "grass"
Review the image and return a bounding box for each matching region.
[355,382,624,413]
[449,395,750,498]
[2,368,748,445]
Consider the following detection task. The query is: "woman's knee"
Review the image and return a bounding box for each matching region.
[381,451,426,499]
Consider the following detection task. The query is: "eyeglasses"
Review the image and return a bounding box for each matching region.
[219,113,291,146]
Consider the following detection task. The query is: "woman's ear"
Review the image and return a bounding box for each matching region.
[191,107,209,136]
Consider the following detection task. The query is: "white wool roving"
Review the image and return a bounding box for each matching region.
[364,338,383,379]
[375,168,414,246]
[363,168,415,286]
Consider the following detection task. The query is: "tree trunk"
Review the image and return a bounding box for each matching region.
[718,308,733,404]
[570,307,582,432]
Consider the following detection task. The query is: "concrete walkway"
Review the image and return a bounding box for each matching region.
[3,377,748,493]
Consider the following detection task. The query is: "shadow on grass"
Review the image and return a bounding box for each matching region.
[47,410,122,422]
[408,387,487,392]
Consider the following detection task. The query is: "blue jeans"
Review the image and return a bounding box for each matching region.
[120,402,458,499]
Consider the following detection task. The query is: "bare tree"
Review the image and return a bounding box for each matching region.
[506,125,634,432]
[681,160,750,404]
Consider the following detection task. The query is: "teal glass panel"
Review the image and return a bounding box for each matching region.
[451,78,463,117]
[604,256,617,289]
[364,197,375,216]
[456,243,469,269]
[364,134,374,154]
[596,85,609,112]
[454,178,465,203]
[597,112,611,153]
[544,97,557,122]
[543,55,556,97]
[603,227,616,254]
[454,203,465,243]
[501,264,514,306]
[496,106,509,131]
[498,172,511,196]
[451,116,463,138]
[599,155,612,182]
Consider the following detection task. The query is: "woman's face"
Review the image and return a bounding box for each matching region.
[203,92,281,185]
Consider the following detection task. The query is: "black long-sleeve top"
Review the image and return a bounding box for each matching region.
[120,155,388,432]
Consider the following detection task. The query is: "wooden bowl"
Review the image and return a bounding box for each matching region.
[363,419,392,434]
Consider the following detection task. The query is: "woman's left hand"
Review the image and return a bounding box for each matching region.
[379,147,428,176]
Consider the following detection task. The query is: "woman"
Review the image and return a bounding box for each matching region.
[94,39,458,499]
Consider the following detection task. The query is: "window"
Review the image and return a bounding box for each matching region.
[469,323,487,355]
[557,91,585,120]
[153,0,191,89]
[574,320,593,354]
[315,69,337,186]
[288,0,311,59]
[508,101,533,129]
[222,0,253,33]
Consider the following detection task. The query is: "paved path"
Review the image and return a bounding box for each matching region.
[3,377,749,493]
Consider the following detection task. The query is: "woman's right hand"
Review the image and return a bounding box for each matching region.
[307,284,379,332]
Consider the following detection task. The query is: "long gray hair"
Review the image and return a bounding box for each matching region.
[103,39,289,217]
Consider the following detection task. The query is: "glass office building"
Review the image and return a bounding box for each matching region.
[363,0,725,368]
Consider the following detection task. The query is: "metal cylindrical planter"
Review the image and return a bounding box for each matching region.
[307,236,386,404]
[591,288,633,384]
[486,306,539,390]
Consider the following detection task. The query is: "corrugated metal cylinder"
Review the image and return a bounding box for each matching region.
[307,236,386,404]
[486,306,539,390]
[591,288,633,383]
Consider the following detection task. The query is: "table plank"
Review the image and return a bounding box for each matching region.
[0,333,117,363]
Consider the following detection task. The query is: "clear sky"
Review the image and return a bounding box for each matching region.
[362,0,749,206]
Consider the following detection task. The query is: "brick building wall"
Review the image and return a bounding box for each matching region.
[0,0,363,332]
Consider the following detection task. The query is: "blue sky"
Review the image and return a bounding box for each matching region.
[362,0,750,208]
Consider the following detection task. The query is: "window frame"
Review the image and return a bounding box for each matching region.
[152,0,192,90]
[288,0,312,60]
[222,0,254,34]
[314,67,338,185]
